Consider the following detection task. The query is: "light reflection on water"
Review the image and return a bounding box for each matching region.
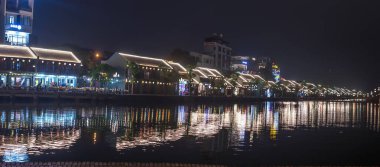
[0,101,379,163]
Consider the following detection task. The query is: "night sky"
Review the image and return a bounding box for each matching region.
[32,0,380,91]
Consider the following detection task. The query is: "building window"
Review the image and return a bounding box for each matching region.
[9,16,15,24]
[5,31,29,46]
[144,71,150,80]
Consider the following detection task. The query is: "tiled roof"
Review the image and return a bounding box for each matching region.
[30,47,81,63]
[0,45,36,59]
[119,53,173,69]
[195,67,224,77]
[168,62,187,73]
[0,45,82,64]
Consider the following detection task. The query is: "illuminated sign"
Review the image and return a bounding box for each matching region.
[10,25,22,30]
[242,61,248,65]
[272,64,281,83]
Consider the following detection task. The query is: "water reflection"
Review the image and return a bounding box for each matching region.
[0,101,379,162]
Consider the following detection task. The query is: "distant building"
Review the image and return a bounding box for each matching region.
[230,56,256,74]
[0,0,34,46]
[203,33,232,72]
[189,51,214,68]
[255,57,281,83]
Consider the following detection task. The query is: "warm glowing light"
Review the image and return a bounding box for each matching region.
[119,52,173,69]
[193,69,208,78]
[0,45,37,59]
[30,47,82,63]
[168,61,187,72]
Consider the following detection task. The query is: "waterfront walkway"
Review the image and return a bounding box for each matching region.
[0,89,371,104]
[0,162,227,167]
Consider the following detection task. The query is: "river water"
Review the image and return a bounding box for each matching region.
[0,101,379,165]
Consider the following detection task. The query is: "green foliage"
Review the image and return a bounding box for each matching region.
[127,61,140,82]
[90,64,117,86]
[229,73,239,87]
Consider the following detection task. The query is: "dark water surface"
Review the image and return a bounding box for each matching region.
[0,101,379,166]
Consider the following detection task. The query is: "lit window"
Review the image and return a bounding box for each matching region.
[9,16,14,24]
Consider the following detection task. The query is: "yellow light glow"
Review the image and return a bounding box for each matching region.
[30,47,82,63]
[119,52,173,69]
[193,69,208,78]
[0,44,38,59]
[168,61,187,72]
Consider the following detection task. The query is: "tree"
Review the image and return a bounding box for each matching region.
[90,64,117,89]
[250,78,265,97]
[166,49,197,96]
[228,72,240,96]
[127,61,140,94]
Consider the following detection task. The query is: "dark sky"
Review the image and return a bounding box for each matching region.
[32,0,380,91]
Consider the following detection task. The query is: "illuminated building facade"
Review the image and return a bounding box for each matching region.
[167,61,190,96]
[272,63,281,83]
[189,51,215,68]
[203,33,232,72]
[0,0,34,46]
[102,52,179,95]
[192,67,233,96]
[0,45,82,88]
[255,57,280,82]
[230,56,256,74]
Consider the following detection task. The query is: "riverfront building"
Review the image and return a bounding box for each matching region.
[203,34,232,72]
[192,67,233,96]
[255,57,281,83]
[102,52,179,95]
[189,51,215,69]
[230,56,257,74]
[0,0,34,46]
[0,45,82,88]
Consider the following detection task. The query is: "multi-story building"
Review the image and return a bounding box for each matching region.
[189,51,214,68]
[230,56,256,74]
[0,0,34,46]
[203,33,232,72]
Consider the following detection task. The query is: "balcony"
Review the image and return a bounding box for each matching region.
[5,24,32,33]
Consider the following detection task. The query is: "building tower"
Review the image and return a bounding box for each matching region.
[203,33,232,72]
[0,0,34,46]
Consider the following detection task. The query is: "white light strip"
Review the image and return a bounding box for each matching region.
[253,75,265,81]
[168,61,187,72]
[119,52,173,69]
[281,84,291,91]
[239,76,248,82]
[224,79,234,87]
[238,73,266,82]
[0,45,37,59]
[236,82,243,87]
[30,47,81,63]
[193,69,208,78]
[210,69,224,77]
[268,81,276,85]
[192,78,200,84]
[198,67,217,77]
[306,83,316,87]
